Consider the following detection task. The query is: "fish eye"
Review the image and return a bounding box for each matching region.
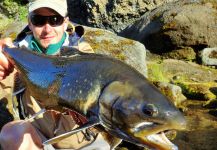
[142,104,158,117]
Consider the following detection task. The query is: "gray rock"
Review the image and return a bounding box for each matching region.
[67,0,176,33]
[120,0,217,53]
[201,47,217,66]
[0,21,27,39]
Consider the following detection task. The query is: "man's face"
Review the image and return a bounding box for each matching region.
[28,8,68,49]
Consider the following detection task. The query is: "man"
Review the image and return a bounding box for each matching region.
[0,0,110,149]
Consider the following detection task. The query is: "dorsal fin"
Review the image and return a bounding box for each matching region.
[60,46,89,56]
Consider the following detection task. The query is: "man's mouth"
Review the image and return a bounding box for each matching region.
[41,36,55,40]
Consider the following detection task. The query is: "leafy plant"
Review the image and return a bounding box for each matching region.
[0,0,28,21]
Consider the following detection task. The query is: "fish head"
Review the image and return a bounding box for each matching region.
[99,81,186,150]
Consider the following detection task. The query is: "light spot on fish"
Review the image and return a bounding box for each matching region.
[79,90,82,94]
[81,82,101,114]
[84,79,87,82]
[67,83,70,87]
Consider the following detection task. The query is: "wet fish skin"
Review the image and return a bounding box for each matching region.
[3,46,186,150]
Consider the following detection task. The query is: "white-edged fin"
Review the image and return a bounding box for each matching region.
[43,116,100,145]
[147,132,178,150]
[60,46,88,57]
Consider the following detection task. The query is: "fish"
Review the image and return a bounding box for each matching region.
[3,46,186,150]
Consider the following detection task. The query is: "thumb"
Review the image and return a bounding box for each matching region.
[0,38,14,69]
[0,38,14,50]
[0,52,10,69]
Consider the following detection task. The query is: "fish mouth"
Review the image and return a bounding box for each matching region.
[145,131,178,150]
[129,122,181,150]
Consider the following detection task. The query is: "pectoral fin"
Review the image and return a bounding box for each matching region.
[43,116,100,145]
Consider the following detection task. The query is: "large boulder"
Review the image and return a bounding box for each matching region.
[83,26,147,76]
[120,0,217,53]
[67,0,176,33]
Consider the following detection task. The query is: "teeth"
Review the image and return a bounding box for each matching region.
[147,132,178,150]
[160,132,175,146]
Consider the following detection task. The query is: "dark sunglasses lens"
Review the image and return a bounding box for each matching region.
[49,16,64,26]
[31,15,46,27]
[31,15,64,27]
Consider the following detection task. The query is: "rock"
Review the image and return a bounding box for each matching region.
[67,0,176,33]
[177,82,217,101]
[201,47,217,66]
[0,21,27,39]
[120,0,217,53]
[83,26,147,77]
[147,59,217,83]
[162,47,196,61]
[154,82,186,107]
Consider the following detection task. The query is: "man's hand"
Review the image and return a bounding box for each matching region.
[0,120,43,150]
[0,38,14,80]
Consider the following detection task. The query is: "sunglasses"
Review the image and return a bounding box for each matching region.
[30,15,65,27]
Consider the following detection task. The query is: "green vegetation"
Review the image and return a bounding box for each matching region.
[147,62,169,82]
[0,0,27,37]
[0,0,28,21]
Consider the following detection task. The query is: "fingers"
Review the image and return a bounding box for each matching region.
[0,52,10,68]
[0,38,15,80]
[0,52,14,80]
[0,67,14,80]
[0,38,14,51]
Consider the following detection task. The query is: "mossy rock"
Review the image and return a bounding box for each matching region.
[176,82,217,100]
[162,47,196,61]
[83,26,147,77]
[154,81,186,107]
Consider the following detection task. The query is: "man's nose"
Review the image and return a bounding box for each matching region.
[43,23,52,33]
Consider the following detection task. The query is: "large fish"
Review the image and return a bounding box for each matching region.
[3,46,186,150]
